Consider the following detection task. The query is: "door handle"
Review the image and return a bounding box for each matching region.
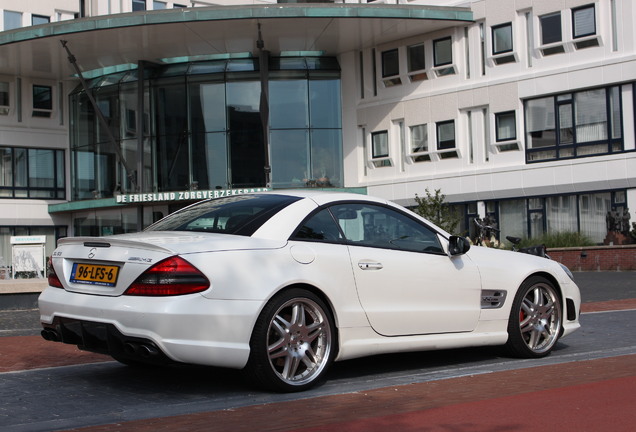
[358,262,383,270]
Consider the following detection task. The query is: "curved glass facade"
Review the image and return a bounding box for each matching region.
[69,57,342,201]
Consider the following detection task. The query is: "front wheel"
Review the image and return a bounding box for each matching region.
[505,276,562,358]
[245,289,336,392]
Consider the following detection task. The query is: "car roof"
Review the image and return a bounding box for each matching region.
[259,189,388,206]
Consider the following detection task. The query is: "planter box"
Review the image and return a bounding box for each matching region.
[549,245,636,271]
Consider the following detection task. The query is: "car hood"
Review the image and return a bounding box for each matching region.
[59,231,287,255]
[465,245,572,286]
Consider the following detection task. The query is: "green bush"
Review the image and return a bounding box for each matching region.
[413,188,462,234]
[512,231,595,249]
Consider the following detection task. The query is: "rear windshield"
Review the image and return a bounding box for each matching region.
[145,194,301,236]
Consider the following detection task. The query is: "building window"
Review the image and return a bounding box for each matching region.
[436,120,458,158]
[572,4,595,38]
[539,12,565,55]
[3,10,22,30]
[32,85,52,118]
[0,147,65,199]
[436,121,455,150]
[433,37,452,67]
[433,37,455,76]
[409,124,430,162]
[381,49,401,87]
[153,1,167,9]
[494,111,519,152]
[525,86,623,162]
[133,0,147,11]
[491,23,517,65]
[572,4,599,49]
[492,23,513,54]
[540,12,562,44]
[31,14,50,26]
[495,111,516,141]
[371,131,392,167]
[0,82,8,115]
[407,43,427,82]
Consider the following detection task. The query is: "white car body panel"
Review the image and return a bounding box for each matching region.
[349,244,481,336]
[39,191,581,376]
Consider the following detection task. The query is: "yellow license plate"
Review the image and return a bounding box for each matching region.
[70,263,120,287]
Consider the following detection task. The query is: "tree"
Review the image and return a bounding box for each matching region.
[413,188,462,234]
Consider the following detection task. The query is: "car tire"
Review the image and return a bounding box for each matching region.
[245,288,336,392]
[505,276,562,358]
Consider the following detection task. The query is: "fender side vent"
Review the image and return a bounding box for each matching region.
[481,290,507,309]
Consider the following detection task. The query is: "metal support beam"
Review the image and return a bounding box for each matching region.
[257,23,271,188]
[60,40,138,192]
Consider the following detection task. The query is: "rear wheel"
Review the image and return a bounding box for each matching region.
[505,276,562,358]
[245,289,336,392]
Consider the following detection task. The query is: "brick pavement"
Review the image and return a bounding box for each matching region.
[58,354,636,432]
[1,298,635,432]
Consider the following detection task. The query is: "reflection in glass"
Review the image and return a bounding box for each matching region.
[310,79,341,129]
[492,23,513,54]
[270,129,309,188]
[192,132,228,190]
[311,129,342,187]
[526,97,556,148]
[227,81,264,188]
[270,79,308,129]
[155,81,189,192]
[190,82,226,133]
[559,103,573,145]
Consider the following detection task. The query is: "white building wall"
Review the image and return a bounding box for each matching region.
[344,0,636,216]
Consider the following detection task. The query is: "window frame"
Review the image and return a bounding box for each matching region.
[524,86,624,163]
[572,4,596,39]
[132,0,147,12]
[31,14,50,26]
[436,120,456,151]
[432,36,456,77]
[370,130,392,167]
[32,84,53,118]
[294,202,445,255]
[538,11,565,56]
[492,22,514,55]
[0,146,65,199]
[406,43,427,82]
[3,10,22,30]
[540,12,562,45]
[408,123,430,162]
[495,111,517,142]
[0,81,9,115]
[381,48,402,87]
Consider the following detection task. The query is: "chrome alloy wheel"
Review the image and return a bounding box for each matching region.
[507,277,562,358]
[520,285,560,352]
[266,297,333,387]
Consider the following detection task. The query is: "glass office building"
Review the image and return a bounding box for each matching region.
[69,56,342,200]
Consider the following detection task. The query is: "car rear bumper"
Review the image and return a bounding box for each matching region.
[38,287,263,369]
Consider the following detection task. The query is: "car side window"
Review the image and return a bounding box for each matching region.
[329,203,444,254]
[291,208,345,243]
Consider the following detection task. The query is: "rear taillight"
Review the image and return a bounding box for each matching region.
[47,257,63,289]
[124,256,209,296]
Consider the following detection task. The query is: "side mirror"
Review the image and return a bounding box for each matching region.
[448,235,470,256]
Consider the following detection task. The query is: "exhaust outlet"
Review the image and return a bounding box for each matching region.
[139,344,159,357]
[123,342,139,356]
[41,329,60,342]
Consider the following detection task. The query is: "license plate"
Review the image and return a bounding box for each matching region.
[70,263,120,287]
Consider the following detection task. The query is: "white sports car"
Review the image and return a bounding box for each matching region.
[40,191,581,392]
